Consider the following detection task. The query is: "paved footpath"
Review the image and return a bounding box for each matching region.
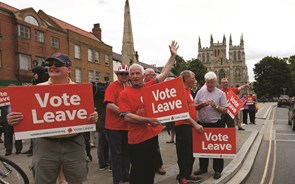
[0,103,273,184]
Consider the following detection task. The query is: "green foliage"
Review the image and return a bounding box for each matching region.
[253,56,291,99]
[172,56,207,87]
[186,58,207,86]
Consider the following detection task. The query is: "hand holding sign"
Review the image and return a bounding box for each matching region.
[148,118,161,127]
[7,112,24,126]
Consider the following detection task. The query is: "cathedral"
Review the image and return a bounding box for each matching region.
[197,34,249,88]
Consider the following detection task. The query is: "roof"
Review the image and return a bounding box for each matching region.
[0,2,18,11]
[50,16,101,42]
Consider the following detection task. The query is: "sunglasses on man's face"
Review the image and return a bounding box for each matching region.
[44,62,67,67]
[118,73,129,76]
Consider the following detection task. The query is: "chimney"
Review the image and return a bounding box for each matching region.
[92,23,101,40]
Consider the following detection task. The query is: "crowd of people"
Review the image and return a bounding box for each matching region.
[0,40,259,184]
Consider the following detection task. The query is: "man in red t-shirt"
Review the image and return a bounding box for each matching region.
[174,70,204,184]
[220,78,251,130]
[104,64,130,184]
[119,41,178,184]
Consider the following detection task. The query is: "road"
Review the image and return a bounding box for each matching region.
[246,105,295,184]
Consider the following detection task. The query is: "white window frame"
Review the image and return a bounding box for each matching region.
[88,49,93,62]
[18,54,31,70]
[95,71,100,81]
[74,45,80,59]
[75,68,82,83]
[51,37,59,48]
[104,54,109,66]
[18,25,30,38]
[94,51,99,63]
[24,16,39,26]
[88,70,95,82]
[35,30,44,42]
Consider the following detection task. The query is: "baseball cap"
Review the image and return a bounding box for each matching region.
[45,52,72,66]
[115,64,129,74]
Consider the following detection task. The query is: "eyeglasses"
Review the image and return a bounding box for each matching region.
[118,73,129,76]
[44,62,67,67]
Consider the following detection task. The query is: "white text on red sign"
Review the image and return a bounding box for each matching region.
[151,88,183,113]
[202,132,232,151]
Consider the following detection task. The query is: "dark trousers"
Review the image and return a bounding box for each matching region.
[155,143,163,169]
[108,130,130,183]
[83,132,91,158]
[174,124,194,179]
[97,129,110,167]
[198,120,225,173]
[242,109,249,124]
[249,109,256,124]
[128,136,158,184]
[221,113,235,128]
[3,122,22,152]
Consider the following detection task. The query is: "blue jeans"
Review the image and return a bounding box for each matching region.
[107,129,130,183]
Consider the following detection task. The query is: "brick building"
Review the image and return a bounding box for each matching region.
[0,2,113,87]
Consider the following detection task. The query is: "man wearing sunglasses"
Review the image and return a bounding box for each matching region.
[7,52,99,184]
[104,64,130,184]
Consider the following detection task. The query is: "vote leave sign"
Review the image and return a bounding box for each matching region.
[142,77,189,123]
[226,90,244,118]
[0,88,10,107]
[8,83,95,140]
[193,128,236,158]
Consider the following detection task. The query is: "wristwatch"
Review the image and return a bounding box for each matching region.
[215,105,219,110]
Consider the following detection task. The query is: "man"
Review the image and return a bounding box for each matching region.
[174,70,203,184]
[190,80,198,99]
[7,53,98,184]
[119,40,178,184]
[220,78,250,130]
[104,64,130,184]
[144,68,166,175]
[194,71,228,180]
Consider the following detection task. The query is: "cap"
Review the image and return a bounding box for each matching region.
[115,64,129,74]
[45,52,72,66]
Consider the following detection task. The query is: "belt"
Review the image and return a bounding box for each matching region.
[43,133,81,142]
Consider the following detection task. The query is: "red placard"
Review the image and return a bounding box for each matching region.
[193,128,236,158]
[8,83,95,140]
[142,77,189,123]
[226,90,244,118]
[0,88,10,107]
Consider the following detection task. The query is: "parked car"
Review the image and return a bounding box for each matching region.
[277,95,291,107]
[288,101,295,131]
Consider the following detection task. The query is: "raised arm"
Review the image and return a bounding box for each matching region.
[157,40,179,82]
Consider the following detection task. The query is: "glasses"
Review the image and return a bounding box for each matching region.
[44,62,67,67]
[118,73,129,76]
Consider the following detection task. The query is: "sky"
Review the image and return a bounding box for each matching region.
[3,0,295,81]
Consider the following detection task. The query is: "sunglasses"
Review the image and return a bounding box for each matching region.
[118,73,129,76]
[44,62,67,67]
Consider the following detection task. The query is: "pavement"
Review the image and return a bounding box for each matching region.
[0,103,275,184]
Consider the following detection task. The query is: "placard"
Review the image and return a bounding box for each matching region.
[142,77,189,123]
[8,83,95,140]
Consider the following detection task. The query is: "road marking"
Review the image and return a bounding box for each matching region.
[269,140,276,184]
[260,107,275,184]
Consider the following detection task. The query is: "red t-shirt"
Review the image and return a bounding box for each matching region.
[222,88,239,96]
[104,81,128,130]
[175,88,196,126]
[119,80,162,144]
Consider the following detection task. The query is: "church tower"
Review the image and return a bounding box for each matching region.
[121,0,137,65]
[197,34,249,87]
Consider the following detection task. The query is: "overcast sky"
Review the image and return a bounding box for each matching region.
[4,0,295,81]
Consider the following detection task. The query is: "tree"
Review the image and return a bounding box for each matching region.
[186,58,207,86]
[253,56,291,99]
[288,55,295,96]
[172,55,187,76]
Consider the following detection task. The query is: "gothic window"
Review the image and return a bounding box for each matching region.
[202,53,205,62]
[219,69,225,84]
[206,53,209,62]
[218,49,220,56]
[214,50,217,57]
[220,58,223,65]
[235,68,241,79]
[238,51,241,61]
[233,51,236,61]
